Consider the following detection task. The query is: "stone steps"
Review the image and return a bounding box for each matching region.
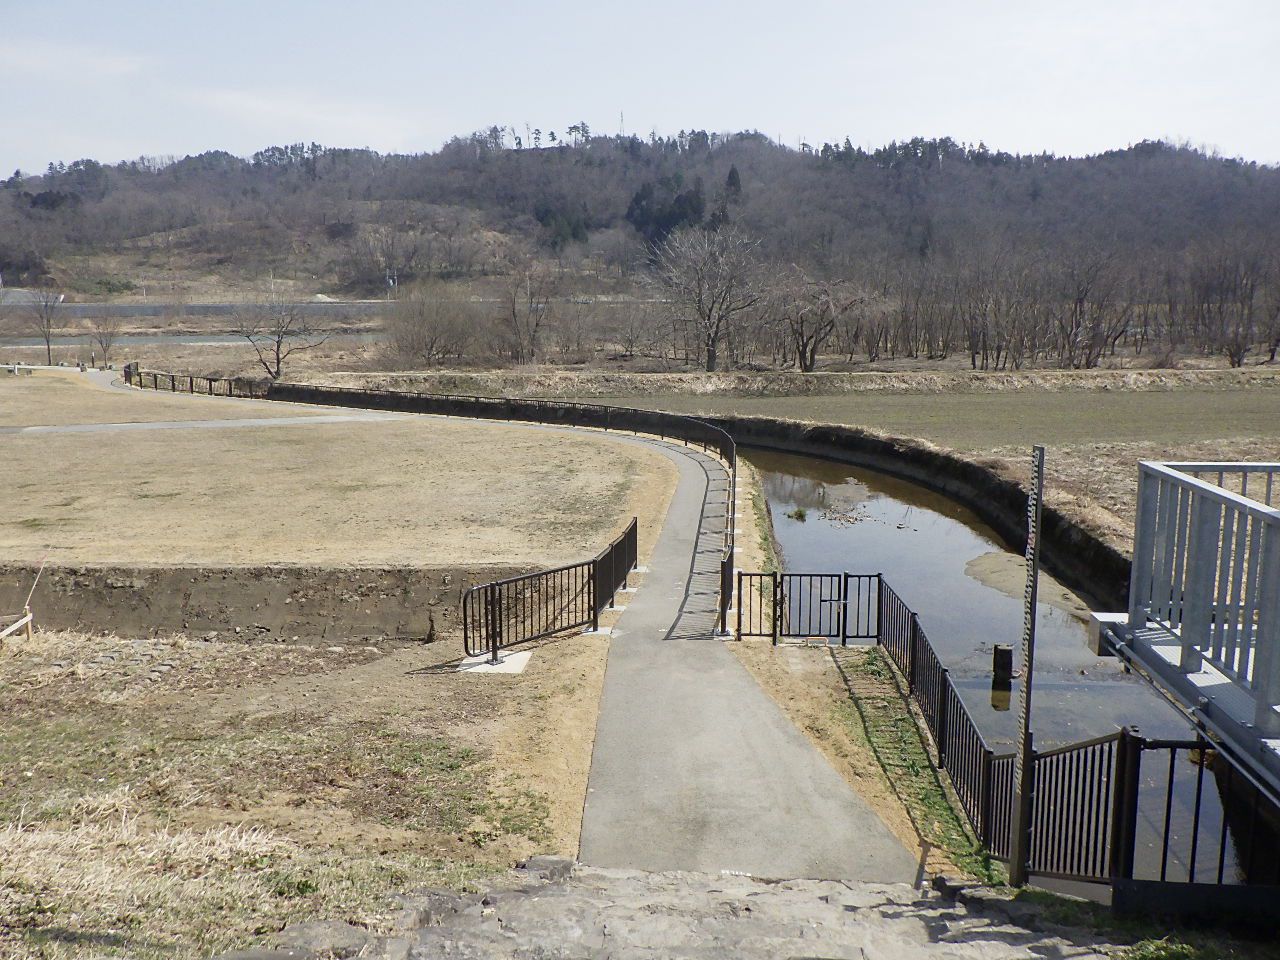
[221,859,1114,960]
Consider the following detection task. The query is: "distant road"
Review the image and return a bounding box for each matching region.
[0,289,388,319]
[61,301,387,320]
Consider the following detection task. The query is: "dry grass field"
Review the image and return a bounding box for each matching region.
[0,370,674,958]
[0,625,614,959]
[0,337,378,383]
[0,369,327,427]
[1,372,675,567]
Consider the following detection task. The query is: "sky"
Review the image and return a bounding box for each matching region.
[1,0,1278,173]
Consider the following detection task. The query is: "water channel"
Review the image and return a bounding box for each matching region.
[747,448,1261,886]
[748,447,1189,747]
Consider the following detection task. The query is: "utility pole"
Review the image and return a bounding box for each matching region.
[1009,444,1045,886]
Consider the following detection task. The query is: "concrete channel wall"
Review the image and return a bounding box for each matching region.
[0,563,526,641]
[268,383,1132,612]
[702,416,1132,612]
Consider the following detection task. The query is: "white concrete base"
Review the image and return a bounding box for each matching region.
[457,650,532,674]
[583,627,614,636]
[634,566,650,574]
[619,587,638,594]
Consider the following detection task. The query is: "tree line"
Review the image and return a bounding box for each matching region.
[4,130,1280,372]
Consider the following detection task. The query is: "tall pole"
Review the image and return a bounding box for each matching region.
[1009,444,1045,886]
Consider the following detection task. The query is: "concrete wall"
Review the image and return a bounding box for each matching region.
[702,416,1131,612]
[0,563,527,641]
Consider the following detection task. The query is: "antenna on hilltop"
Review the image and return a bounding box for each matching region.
[619,111,625,136]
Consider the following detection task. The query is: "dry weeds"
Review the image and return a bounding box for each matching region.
[1,393,675,568]
[0,369,322,427]
[0,618,615,958]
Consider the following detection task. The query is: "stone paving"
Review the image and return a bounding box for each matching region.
[219,859,1115,960]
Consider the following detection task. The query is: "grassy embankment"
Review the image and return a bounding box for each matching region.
[0,371,675,958]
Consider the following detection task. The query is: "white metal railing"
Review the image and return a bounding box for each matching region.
[1129,462,1280,734]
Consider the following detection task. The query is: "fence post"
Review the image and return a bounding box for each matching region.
[462,592,470,656]
[979,748,994,847]
[908,614,920,692]
[590,561,599,632]
[1251,523,1280,736]
[490,587,502,665]
[841,572,850,647]
[1108,726,1142,881]
[736,571,744,637]
[1009,732,1036,886]
[936,671,951,768]
[875,574,884,645]
[1129,468,1159,629]
[771,571,780,646]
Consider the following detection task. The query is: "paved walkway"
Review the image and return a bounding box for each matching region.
[580,445,919,882]
[0,414,399,440]
[80,365,917,882]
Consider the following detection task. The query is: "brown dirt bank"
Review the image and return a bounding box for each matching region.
[316,366,1280,399]
[0,563,525,641]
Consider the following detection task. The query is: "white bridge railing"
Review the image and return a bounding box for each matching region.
[1128,462,1280,735]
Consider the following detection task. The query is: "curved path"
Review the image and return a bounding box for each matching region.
[64,368,917,882]
[579,443,916,882]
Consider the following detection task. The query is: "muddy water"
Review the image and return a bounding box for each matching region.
[747,449,1189,748]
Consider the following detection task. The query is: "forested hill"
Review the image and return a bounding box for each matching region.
[3,129,1279,293]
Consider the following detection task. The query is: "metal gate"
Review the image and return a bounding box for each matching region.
[736,571,878,644]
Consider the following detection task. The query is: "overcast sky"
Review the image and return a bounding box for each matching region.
[1,0,1277,173]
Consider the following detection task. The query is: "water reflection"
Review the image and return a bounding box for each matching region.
[749,448,1188,747]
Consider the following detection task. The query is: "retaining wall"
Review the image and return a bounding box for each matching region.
[0,563,527,641]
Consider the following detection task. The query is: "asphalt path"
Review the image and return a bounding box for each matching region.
[579,445,918,882]
[22,366,918,882]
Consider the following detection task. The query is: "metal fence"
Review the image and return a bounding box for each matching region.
[1128,462,1280,732]
[738,568,1280,891]
[126,372,738,629]
[736,571,878,644]
[461,518,637,661]
[124,363,266,398]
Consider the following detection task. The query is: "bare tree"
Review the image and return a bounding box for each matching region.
[87,314,125,365]
[232,298,328,379]
[383,286,476,366]
[654,226,762,372]
[502,259,557,364]
[27,290,63,365]
[775,269,861,372]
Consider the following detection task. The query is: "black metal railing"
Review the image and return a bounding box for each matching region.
[736,571,878,644]
[1137,735,1280,886]
[1028,731,1123,882]
[124,363,267,398]
[125,370,739,628]
[737,568,1280,892]
[461,518,637,662]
